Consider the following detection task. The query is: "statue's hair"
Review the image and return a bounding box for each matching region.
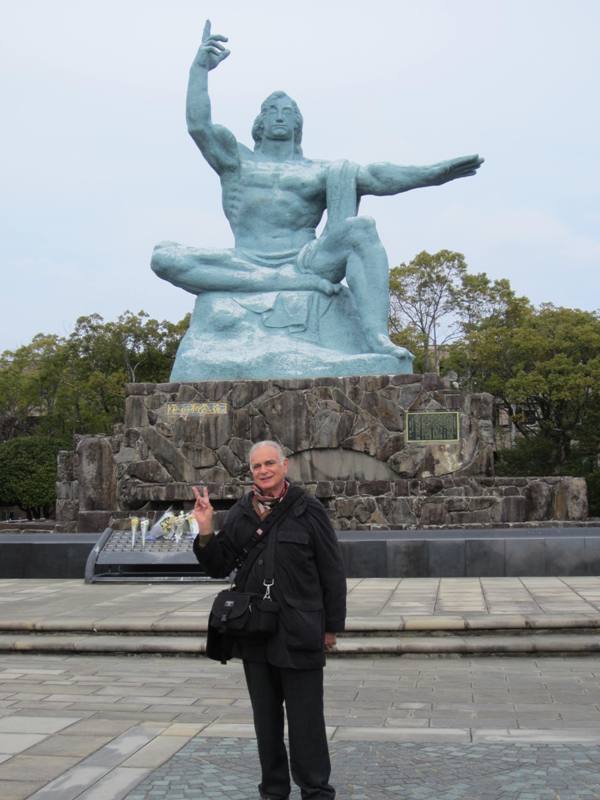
[248,440,287,466]
[252,91,303,155]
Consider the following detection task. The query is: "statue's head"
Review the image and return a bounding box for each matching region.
[252,91,303,154]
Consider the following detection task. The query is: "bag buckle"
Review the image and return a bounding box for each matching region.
[262,580,274,600]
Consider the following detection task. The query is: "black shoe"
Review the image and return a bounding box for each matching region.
[259,794,289,799]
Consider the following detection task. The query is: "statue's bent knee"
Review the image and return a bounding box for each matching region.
[151,241,180,279]
[150,248,169,279]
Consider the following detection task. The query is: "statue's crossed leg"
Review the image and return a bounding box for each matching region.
[151,217,411,361]
[151,242,341,297]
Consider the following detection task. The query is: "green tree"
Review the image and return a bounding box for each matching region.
[0,311,189,443]
[455,304,600,469]
[0,310,190,515]
[0,435,65,518]
[389,250,522,373]
[0,334,68,441]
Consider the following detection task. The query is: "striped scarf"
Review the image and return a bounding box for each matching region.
[252,480,290,520]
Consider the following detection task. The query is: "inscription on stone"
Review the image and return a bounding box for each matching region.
[164,401,229,417]
[406,411,459,443]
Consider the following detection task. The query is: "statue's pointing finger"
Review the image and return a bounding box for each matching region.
[200,19,230,63]
[202,19,229,46]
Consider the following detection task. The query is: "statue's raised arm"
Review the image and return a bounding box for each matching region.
[186,20,239,174]
[357,154,484,196]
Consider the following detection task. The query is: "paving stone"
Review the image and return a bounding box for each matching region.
[333,726,471,742]
[28,764,111,800]
[82,724,165,768]
[0,732,48,753]
[76,766,151,799]
[0,780,45,800]
[0,754,79,782]
[122,735,190,768]
[60,719,140,736]
[473,728,600,744]
[25,734,113,758]
[124,737,600,800]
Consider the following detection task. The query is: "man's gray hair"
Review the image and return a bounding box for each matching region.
[248,440,286,465]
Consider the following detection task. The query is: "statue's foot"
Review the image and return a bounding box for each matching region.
[279,266,341,296]
[366,333,413,361]
[316,277,342,296]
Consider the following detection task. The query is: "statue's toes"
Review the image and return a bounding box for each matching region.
[387,344,412,359]
[318,278,336,296]
[371,335,413,360]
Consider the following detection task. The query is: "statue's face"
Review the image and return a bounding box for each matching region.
[261,95,296,141]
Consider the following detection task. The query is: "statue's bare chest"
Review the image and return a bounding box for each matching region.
[238,159,326,200]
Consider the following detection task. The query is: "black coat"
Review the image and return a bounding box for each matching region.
[194,488,347,669]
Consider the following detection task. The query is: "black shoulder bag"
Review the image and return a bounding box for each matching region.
[207,487,301,662]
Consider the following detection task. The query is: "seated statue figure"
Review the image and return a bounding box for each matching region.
[151,21,483,381]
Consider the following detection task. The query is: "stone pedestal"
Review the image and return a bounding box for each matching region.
[55,374,588,531]
[125,373,493,499]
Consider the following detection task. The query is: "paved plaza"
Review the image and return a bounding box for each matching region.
[0,653,598,798]
[0,578,599,797]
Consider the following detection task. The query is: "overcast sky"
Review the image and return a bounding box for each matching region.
[2,0,599,351]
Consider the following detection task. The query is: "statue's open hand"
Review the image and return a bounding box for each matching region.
[432,154,484,185]
[196,20,230,71]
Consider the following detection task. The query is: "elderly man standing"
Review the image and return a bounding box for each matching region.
[192,440,346,800]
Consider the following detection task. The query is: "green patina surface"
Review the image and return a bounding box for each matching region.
[151,21,483,381]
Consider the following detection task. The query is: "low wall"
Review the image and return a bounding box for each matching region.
[2,528,600,579]
[0,534,99,578]
[315,475,588,528]
[105,475,583,531]
[339,528,600,577]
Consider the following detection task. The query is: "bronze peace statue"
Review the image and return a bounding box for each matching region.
[152,21,483,380]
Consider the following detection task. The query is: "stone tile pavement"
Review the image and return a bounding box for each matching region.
[1,576,600,633]
[0,653,598,797]
[127,738,600,800]
[0,578,599,796]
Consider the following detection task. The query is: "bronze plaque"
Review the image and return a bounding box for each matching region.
[406,411,459,443]
[164,401,229,417]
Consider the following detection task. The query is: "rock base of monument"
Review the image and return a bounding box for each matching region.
[54,373,587,532]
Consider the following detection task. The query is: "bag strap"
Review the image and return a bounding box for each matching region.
[261,522,278,599]
[232,485,303,570]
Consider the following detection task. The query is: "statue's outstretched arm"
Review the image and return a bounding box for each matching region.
[186,20,239,174]
[357,154,484,197]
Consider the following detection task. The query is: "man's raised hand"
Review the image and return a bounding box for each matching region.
[192,485,214,535]
[195,20,230,71]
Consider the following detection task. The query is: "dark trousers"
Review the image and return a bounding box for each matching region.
[243,661,335,800]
